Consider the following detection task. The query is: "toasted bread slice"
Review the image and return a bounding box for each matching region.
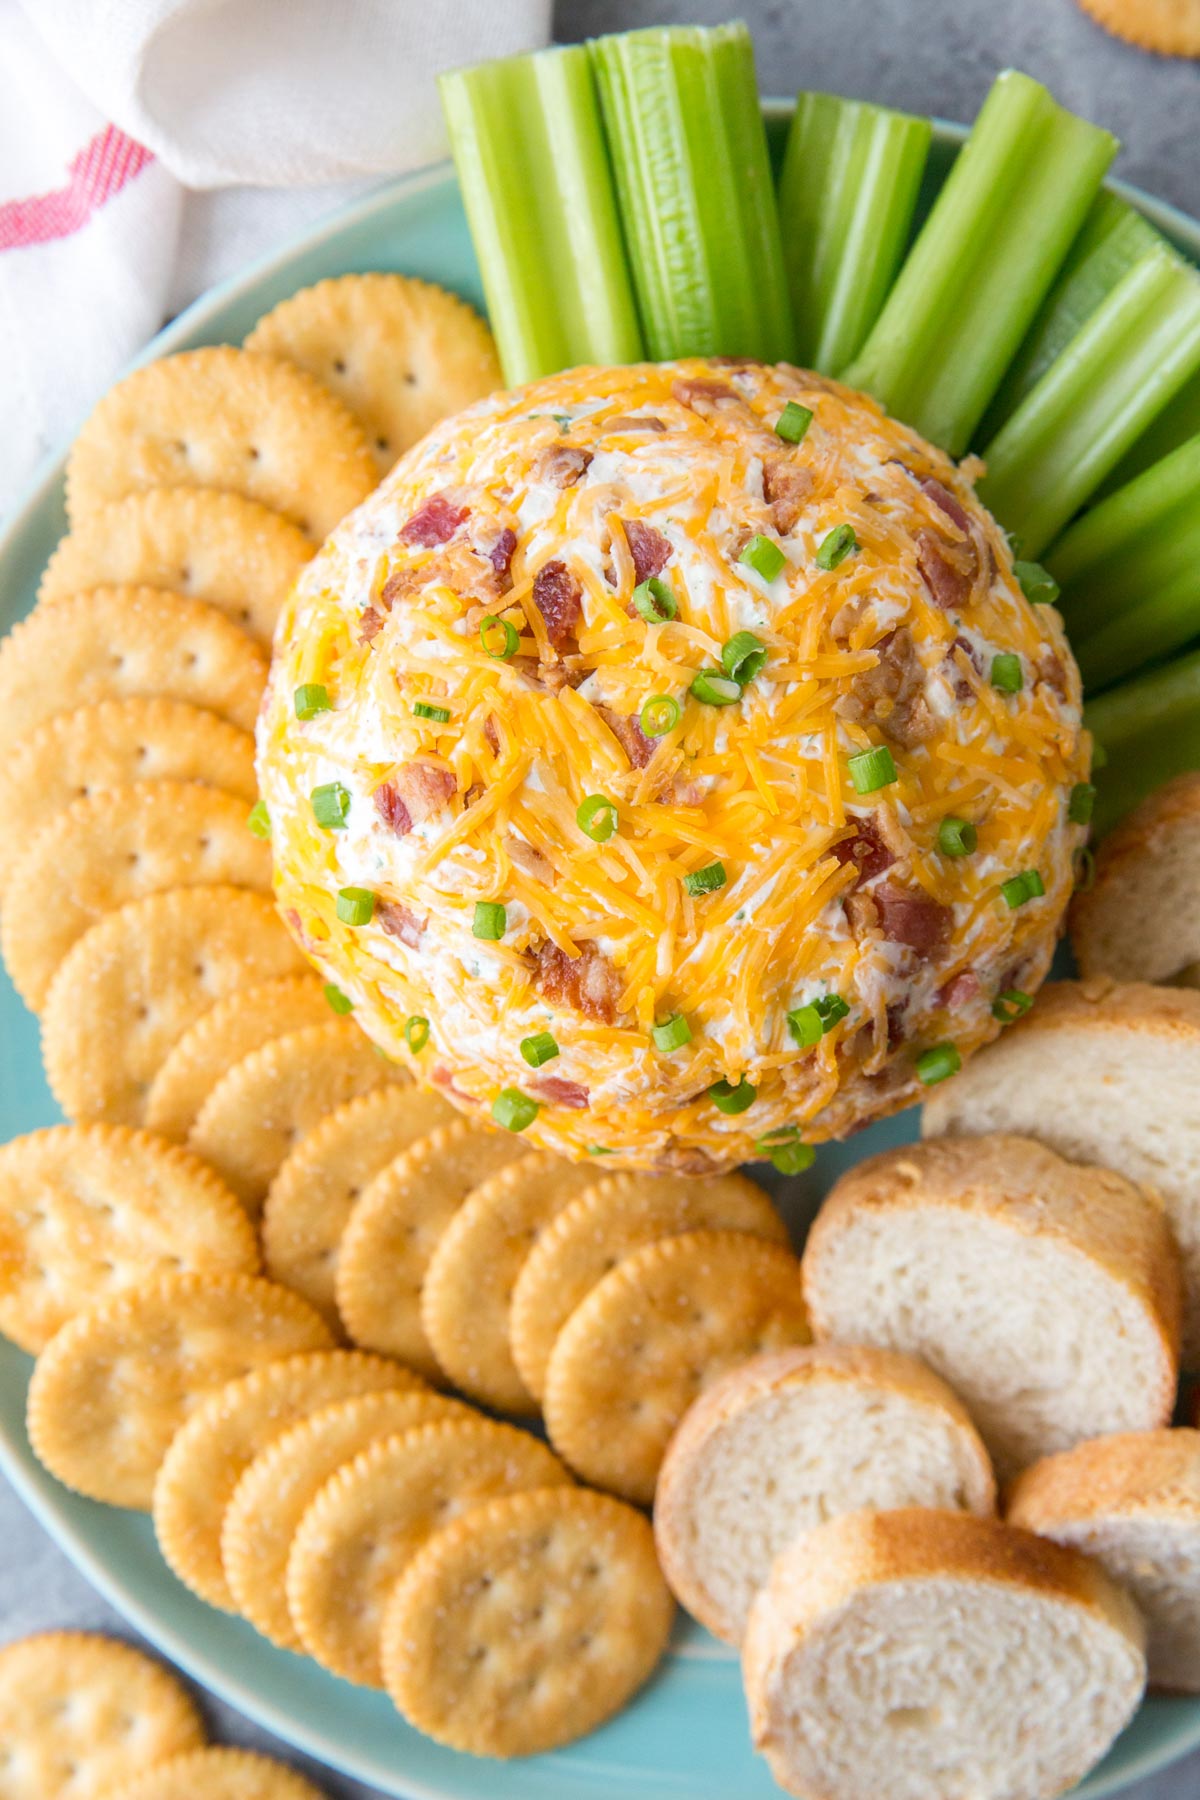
[1071,774,1200,988]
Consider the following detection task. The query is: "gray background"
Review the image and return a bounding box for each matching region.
[2,1,1197,1796]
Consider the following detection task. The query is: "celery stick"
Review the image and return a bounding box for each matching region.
[439,46,643,385]
[842,71,1115,456]
[978,191,1162,440]
[978,245,1200,557]
[1084,648,1200,835]
[589,23,793,362]
[777,93,931,375]
[1101,366,1200,494]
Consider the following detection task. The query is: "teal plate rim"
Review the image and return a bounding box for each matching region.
[1,104,1198,1800]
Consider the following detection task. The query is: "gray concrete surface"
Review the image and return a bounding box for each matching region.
[2,2,1198,1795]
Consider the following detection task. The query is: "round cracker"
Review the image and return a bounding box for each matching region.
[38,489,312,645]
[286,1417,569,1687]
[0,700,256,859]
[544,1229,810,1505]
[145,974,330,1144]
[65,347,377,542]
[510,1170,787,1403]
[0,588,266,760]
[0,1630,205,1800]
[222,1389,469,1650]
[2,782,273,1012]
[262,1084,457,1328]
[96,1746,327,1800]
[1076,0,1200,54]
[335,1120,528,1379]
[382,1486,673,1756]
[152,1349,421,1610]
[187,1019,408,1217]
[27,1270,332,1508]
[420,1153,601,1414]
[0,1124,257,1354]
[40,887,304,1128]
[244,274,501,474]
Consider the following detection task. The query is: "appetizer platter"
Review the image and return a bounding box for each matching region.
[2,21,1200,1800]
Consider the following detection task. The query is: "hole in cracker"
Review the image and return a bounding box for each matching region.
[376,437,390,455]
[247,446,261,462]
[404,372,417,387]
[333,359,347,376]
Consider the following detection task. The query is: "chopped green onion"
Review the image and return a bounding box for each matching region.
[815,524,858,571]
[323,984,353,1015]
[778,92,931,375]
[480,615,520,660]
[787,993,849,1048]
[684,862,726,896]
[587,1144,614,1155]
[652,1013,692,1052]
[473,900,506,940]
[311,781,351,830]
[690,670,742,707]
[992,990,1034,1024]
[640,694,681,737]
[1013,560,1060,606]
[492,1087,539,1132]
[775,401,813,444]
[739,534,786,581]
[990,653,1024,694]
[769,1138,816,1176]
[632,577,678,623]
[413,701,451,723]
[439,46,643,385]
[294,683,331,720]
[1068,782,1097,825]
[916,1042,961,1085]
[245,799,271,840]
[1084,645,1200,835]
[843,71,1116,455]
[979,243,1200,558]
[336,887,375,926]
[847,745,897,793]
[721,631,768,686]
[404,1014,430,1052]
[710,1076,756,1114]
[520,1031,559,1068]
[1000,870,1045,909]
[576,795,618,842]
[588,22,794,362]
[938,816,977,858]
[814,994,850,1029]
[1074,845,1097,891]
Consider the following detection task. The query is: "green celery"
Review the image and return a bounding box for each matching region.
[979,191,1162,440]
[1101,366,1200,494]
[979,244,1200,557]
[777,92,931,375]
[842,71,1115,456]
[439,46,643,385]
[588,23,793,361]
[1049,432,1200,691]
[1084,648,1200,835]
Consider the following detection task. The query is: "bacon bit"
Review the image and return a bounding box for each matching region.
[534,444,593,488]
[916,526,981,611]
[836,626,935,749]
[374,763,456,837]
[938,969,981,1008]
[763,459,814,535]
[874,883,953,956]
[530,1075,590,1110]
[489,527,517,583]
[606,414,666,432]
[623,519,672,584]
[380,566,421,610]
[1036,646,1069,699]
[530,941,623,1025]
[432,1065,476,1104]
[947,634,983,700]
[832,816,896,887]
[284,907,319,953]
[399,492,468,547]
[921,476,971,534]
[483,714,500,756]
[599,705,656,771]
[671,377,739,416]
[507,835,555,886]
[358,606,386,644]
[376,900,426,948]
[886,1002,908,1049]
[831,596,870,642]
[513,656,585,696]
[532,560,582,651]
[710,355,763,369]
[845,892,880,938]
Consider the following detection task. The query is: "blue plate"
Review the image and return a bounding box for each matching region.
[2,108,1198,1800]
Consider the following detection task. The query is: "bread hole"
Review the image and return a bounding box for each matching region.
[887,1706,940,1731]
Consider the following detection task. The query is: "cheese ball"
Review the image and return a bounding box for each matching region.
[258,358,1089,1171]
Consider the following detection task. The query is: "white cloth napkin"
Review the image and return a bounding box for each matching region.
[0,0,552,518]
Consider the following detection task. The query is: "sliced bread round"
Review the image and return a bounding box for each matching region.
[802,1135,1181,1480]
[742,1507,1146,1800]
[1070,773,1200,988]
[1009,1428,1200,1692]
[921,978,1200,1365]
[655,1344,995,1643]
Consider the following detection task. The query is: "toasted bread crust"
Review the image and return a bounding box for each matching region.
[1071,778,1200,984]
[1009,1429,1200,1529]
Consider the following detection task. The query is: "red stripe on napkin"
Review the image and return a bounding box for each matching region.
[0,124,153,250]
